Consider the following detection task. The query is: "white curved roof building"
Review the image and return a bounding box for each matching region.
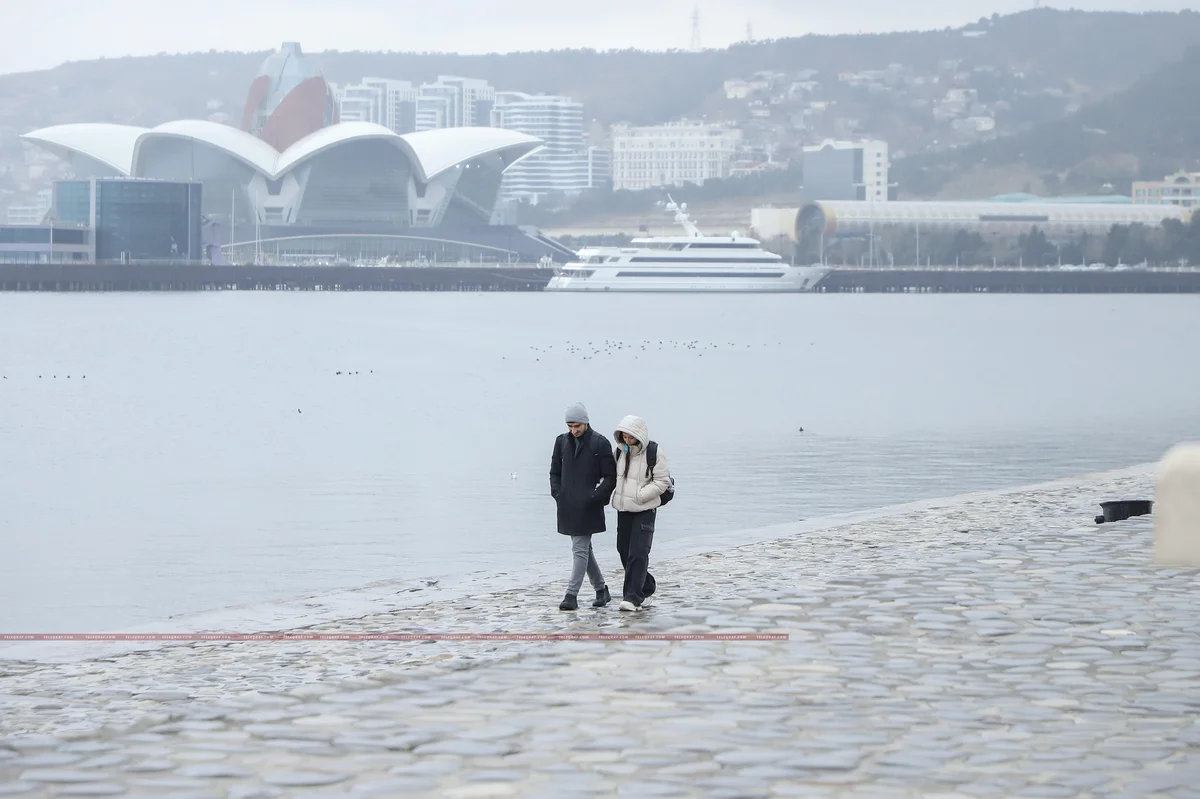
[794,200,1193,245]
[19,41,575,265]
[23,121,542,232]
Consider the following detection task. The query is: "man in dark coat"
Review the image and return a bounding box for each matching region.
[550,402,616,611]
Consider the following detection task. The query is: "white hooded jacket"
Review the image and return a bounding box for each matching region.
[611,415,671,513]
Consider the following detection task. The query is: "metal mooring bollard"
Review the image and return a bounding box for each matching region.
[1094,500,1153,525]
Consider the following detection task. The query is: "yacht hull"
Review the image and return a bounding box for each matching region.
[545,265,830,293]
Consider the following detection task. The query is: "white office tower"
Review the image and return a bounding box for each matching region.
[611,121,742,191]
[492,93,591,202]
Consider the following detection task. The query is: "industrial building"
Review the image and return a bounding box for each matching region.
[793,200,1193,250]
[751,199,1193,254]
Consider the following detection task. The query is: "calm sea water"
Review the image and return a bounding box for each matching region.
[2,292,1199,633]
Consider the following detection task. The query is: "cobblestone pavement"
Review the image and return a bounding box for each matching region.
[4,467,1200,798]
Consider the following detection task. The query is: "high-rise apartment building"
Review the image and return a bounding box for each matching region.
[801,139,892,202]
[335,79,418,134]
[414,95,451,132]
[587,147,612,191]
[335,83,384,125]
[362,78,418,134]
[419,76,495,129]
[610,121,741,191]
[336,76,492,134]
[492,93,592,201]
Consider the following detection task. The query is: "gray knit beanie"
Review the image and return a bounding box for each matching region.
[564,402,590,424]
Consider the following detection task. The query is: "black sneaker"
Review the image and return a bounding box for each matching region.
[593,586,611,608]
[559,593,578,611]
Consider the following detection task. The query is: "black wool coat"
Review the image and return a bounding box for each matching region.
[549,427,616,536]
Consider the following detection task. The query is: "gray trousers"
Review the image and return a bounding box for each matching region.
[567,534,606,596]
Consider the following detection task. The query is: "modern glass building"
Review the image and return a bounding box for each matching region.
[0,225,91,263]
[53,178,203,262]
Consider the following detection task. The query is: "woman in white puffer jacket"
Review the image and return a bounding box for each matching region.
[611,415,671,611]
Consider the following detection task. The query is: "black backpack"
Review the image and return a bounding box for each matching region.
[647,441,676,506]
[618,440,675,506]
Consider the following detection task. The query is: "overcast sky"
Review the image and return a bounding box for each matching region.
[2,0,1196,76]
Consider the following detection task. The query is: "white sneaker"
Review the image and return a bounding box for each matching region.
[618,600,640,612]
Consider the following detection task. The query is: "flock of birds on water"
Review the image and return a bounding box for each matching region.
[3,340,808,380]
[505,339,795,362]
[4,346,810,431]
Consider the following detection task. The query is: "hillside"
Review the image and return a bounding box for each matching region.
[893,45,1200,199]
[525,39,1200,231]
[0,9,1199,132]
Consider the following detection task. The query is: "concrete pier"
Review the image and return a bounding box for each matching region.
[0,264,551,293]
[5,263,1200,293]
[4,464,1199,797]
[819,267,1200,293]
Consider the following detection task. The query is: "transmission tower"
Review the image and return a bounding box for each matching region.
[690,6,702,51]
[746,19,754,43]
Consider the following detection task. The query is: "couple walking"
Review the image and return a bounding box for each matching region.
[549,402,673,613]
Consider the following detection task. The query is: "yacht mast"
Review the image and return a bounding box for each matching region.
[663,195,702,238]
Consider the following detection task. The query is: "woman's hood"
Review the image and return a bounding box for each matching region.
[614,415,649,449]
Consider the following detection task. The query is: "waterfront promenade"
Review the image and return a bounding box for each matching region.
[3,464,1199,798]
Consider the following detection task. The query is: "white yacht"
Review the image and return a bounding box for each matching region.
[545,199,830,293]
